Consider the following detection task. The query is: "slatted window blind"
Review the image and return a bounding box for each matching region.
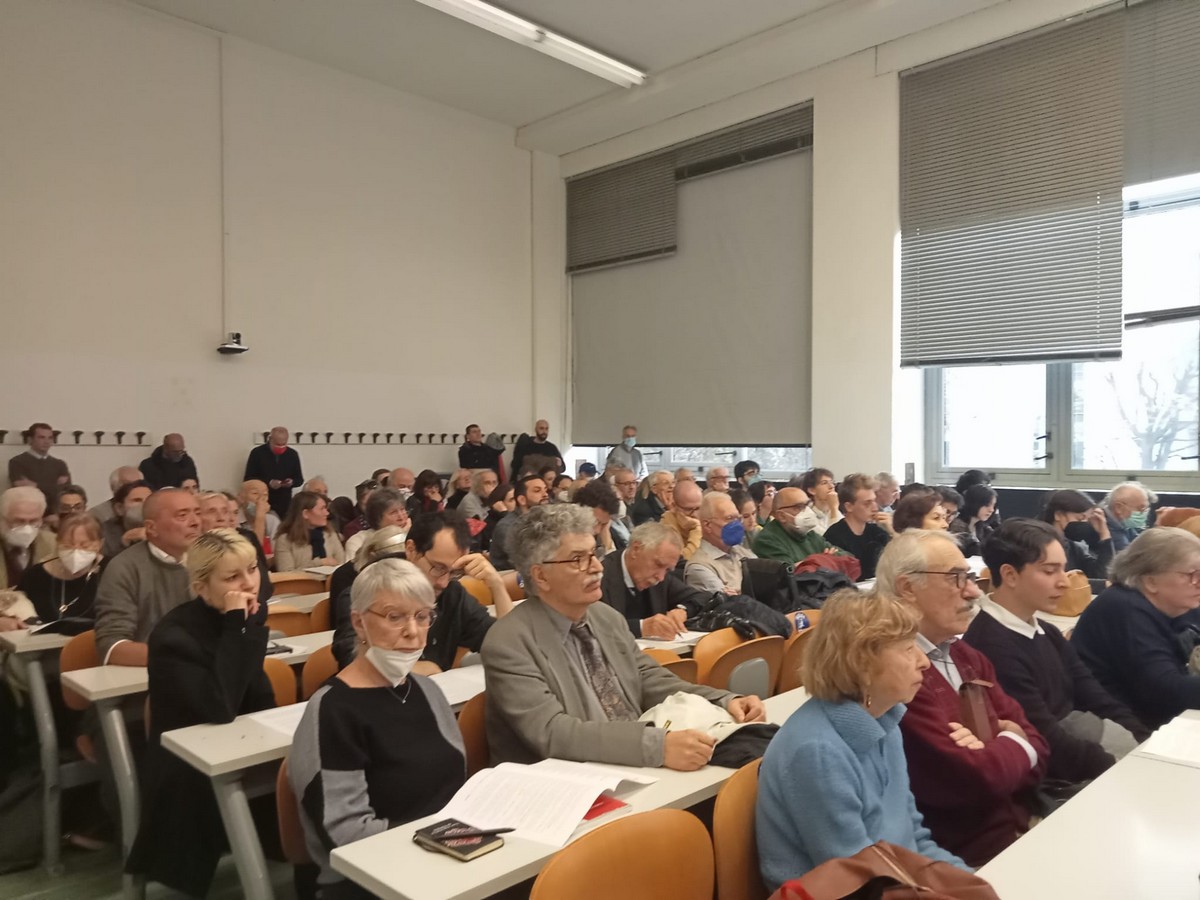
[900,12,1125,367]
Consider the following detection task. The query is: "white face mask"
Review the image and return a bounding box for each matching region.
[397,488,413,503]
[365,645,424,687]
[787,507,820,535]
[60,548,98,574]
[123,504,145,526]
[557,490,570,502]
[4,524,39,549]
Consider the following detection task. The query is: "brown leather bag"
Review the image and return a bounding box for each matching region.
[958,679,995,743]
[771,842,1000,900]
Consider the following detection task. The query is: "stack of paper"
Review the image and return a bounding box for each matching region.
[1134,716,1200,769]
[252,702,310,739]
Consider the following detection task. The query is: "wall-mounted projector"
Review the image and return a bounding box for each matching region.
[217,332,249,355]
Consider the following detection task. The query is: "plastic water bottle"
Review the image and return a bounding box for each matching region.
[794,611,810,631]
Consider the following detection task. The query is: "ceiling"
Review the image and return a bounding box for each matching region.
[128,0,844,127]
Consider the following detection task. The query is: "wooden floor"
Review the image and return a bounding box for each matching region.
[0,846,297,900]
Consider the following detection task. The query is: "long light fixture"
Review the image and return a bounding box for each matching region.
[410,0,647,88]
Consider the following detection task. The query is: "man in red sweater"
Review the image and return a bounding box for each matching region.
[875,530,1048,867]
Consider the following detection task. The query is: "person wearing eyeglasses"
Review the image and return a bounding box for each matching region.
[483,505,766,769]
[875,530,1048,867]
[290,558,466,898]
[704,466,731,494]
[685,492,758,596]
[1072,527,1200,731]
[751,487,840,566]
[891,489,951,534]
[659,479,703,560]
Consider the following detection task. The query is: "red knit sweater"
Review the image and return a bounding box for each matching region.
[899,640,1048,867]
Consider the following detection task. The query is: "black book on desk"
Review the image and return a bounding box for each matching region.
[412,818,505,862]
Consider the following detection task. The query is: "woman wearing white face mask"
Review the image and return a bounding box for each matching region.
[17,513,106,623]
[289,558,466,896]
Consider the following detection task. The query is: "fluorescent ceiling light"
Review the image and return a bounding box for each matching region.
[410,0,647,88]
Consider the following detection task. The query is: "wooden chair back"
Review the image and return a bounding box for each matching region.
[1057,570,1094,618]
[276,758,313,864]
[778,627,819,694]
[460,576,493,606]
[267,607,313,637]
[530,809,714,900]
[268,572,327,595]
[705,636,785,695]
[263,657,298,707]
[713,759,768,900]
[59,630,98,711]
[457,691,489,777]
[641,647,683,665]
[663,658,699,683]
[693,628,745,683]
[1157,507,1200,529]
[301,645,338,700]
[308,596,331,632]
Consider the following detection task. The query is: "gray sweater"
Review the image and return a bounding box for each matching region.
[94,542,191,662]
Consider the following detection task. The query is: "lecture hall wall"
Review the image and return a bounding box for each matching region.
[0,0,568,503]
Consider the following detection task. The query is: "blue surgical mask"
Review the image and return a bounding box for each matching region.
[622,437,637,450]
[1126,510,1148,530]
[720,520,746,547]
[745,474,762,486]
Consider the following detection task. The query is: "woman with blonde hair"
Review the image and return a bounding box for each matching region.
[127,529,275,896]
[756,589,968,891]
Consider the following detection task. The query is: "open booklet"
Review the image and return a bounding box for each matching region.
[435,759,657,847]
[1133,716,1200,769]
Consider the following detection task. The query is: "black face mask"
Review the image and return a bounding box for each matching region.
[1064,521,1100,545]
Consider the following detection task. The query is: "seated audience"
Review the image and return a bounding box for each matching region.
[798,468,841,533]
[950,485,997,557]
[17,513,105,623]
[331,526,409,669]
[1039,490,1113,580]
[824,474,893,580]
[752,486,837,565]
[0,486,57,592]
[685,492,757,595]
[458,469,499,521]
[138,433,197,490]
[704,466,730,493]
[892,488,950,533]
[631,470,675,526]
[89,466,142,525]
[731,489,762,544]
[574,461,598,488]
[344,488,410,560]
[660,479,703,560]
[478,482,515,553]
[599,523,709,639]
[482,505,765,767]
[94,489,200,665]
[292,558,466,900]
[757,590,967,891]
[489,474,549,570]
[954,469,991,498]
[572,479,623,556]
[1102,482,1151,552]
[458,424,502,473]
[388,467,416,505]
[674,467,695,484]
[551,473,575,502]
[749,480,775,527]
[237,479,281,557]
[444,468,472,509]
[126,530,274,897]
[198,491,272,614]
[180,478,200,494]
[1072,527,1200,730]
[875,472,901,513]
[100,480,153,559]
[605,424,647,480]
[610,467,639,533]
[936,486,963,522]
[406,469,446,519]
[274,490,346,571]
[51,484,88,531]
[341,478,380,541]
[966,519,1146,784]
[734,459,762,490]
[875,530,1048,866]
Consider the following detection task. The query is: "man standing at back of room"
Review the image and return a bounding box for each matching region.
[511,419,564,478]
[458,424,503,475]
[605,425,647,480]
[8,423,70,505]
[243,427,303,518]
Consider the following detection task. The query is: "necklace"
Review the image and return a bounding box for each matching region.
[390,679,413,704]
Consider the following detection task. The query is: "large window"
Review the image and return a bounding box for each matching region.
[928,175,1200,487]
[579,446,813,479]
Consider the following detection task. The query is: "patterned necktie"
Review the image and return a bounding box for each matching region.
[570,621,638,722]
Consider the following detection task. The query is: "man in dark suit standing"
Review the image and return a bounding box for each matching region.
[243,427,303,517]
[599,522,713,639]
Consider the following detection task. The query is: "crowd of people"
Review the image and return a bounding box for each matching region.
[1,419,1198,897]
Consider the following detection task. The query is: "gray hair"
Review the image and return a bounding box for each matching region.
[508,504,596,597]
[0,486,46,519]
[349,557,434,615]
[629,522,683,553]
[874,529,960,596]
[109,466,140,493]
[875,472,898,488]
[364,488,405,530]
[1110,527,1200,590]
[471,469,498,494]
[1105,481,1152,507]
[354,524,409,571]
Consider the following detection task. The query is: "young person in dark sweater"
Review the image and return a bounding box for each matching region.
[823,473,893,581]
[966,519,1146,785]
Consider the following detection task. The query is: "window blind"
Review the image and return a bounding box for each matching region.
[899,12,1125,367]
[1125,0,1200,187]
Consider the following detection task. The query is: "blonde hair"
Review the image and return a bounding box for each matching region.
[187,529,257,593]
[802,589,922,703]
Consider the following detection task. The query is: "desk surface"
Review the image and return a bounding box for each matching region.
[269,592,330,614]
[59,664,148,701]
[0,628,72,654]
[979,752,1200,899]
[329,687,810,900]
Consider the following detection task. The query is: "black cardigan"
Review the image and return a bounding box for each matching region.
[126,598,274,896]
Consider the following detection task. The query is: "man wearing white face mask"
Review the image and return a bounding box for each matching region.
[751,487,842,566]
[0,486,56,597]
[605,425,647,480]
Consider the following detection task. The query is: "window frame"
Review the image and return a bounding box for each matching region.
[576,445,813,480]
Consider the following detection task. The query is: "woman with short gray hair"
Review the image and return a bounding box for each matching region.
[289,558,465,897]
[1073,527,1200,729]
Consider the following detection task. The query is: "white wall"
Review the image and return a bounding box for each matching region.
[0,0,547,502]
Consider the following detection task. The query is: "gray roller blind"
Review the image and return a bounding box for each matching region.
[1126,0,1200,187]
[900,12,1125,367]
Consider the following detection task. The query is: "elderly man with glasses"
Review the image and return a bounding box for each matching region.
[751,486,841,565]
[659,479,703,560]
[685,492,758,595]
[875,530,1048,868]
[482,505,765,769]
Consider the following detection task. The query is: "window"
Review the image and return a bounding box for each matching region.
[581,446,813,479]
[927,174,1200,488]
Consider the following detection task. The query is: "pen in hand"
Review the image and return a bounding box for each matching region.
[662,720,672,733]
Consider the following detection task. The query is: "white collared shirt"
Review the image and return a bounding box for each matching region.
[147,542,185,566]
[978,596,1044,640]
[620,550,636,592]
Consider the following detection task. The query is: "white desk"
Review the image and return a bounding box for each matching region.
[273,630,334,665]
[1035,611,1080,634]
[330,687,810,900]
[269,591,330,614]
[979,751,1200,898]
[0,629,77,875]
